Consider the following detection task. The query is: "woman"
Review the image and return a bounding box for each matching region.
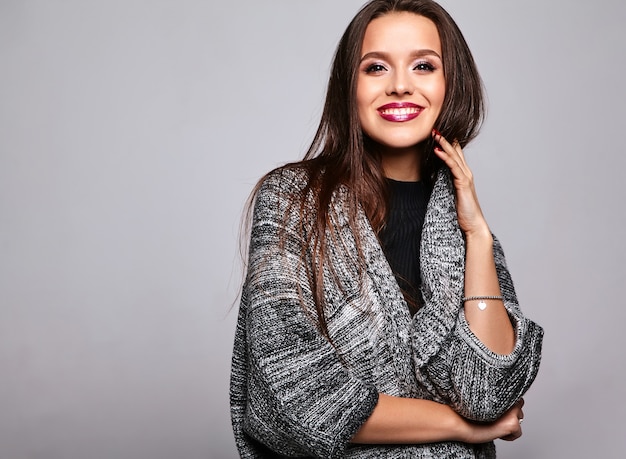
[230,0,543,457]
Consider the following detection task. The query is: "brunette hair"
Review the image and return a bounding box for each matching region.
[246,0,485,340]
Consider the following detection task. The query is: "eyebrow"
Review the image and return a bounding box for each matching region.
[359,49,442,62]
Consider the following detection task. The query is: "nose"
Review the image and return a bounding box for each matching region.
[387,69,414,96]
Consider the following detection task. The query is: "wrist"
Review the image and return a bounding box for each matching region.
[464,224,492,244]
[452,416,473,443]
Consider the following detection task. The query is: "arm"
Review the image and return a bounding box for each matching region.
[352,393,524,445]
[433,133,514,355]
[422,133,543,421]
[233,169,379,458]
[464,228,515,354]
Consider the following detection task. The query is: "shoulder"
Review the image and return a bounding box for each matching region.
[257,164,311,198]
[250,164,317,227]
[251,160,353,227]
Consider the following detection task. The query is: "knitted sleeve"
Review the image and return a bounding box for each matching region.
[424,236,544,422]
[230,169,379,458]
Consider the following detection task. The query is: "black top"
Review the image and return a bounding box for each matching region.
[379,178,429,315]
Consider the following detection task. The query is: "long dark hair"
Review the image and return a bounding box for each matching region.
[246,0,485,340]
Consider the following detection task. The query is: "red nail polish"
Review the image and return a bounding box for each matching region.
[433,128,442,137]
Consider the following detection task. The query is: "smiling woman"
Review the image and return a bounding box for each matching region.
[230,1,543,458]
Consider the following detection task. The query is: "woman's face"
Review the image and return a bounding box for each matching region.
[357,12,445,154]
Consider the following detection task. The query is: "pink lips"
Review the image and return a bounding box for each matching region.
[377,102,423,122]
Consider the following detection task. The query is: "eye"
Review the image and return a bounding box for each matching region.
[364,63,387,74]
[414,61,436,72]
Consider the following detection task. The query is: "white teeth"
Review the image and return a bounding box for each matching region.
[381,107,420,115]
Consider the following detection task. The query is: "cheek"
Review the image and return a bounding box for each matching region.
[356,83,371,126]
[356,80,369,110]
[432,78,446,108]
[356,75,384,106]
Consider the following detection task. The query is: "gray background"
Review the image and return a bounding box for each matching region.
[1,0,625,458]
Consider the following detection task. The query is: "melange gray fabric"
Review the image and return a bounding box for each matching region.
[230,166,544,458]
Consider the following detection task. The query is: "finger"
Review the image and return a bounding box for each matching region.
[433,145,474,189]
[433,131,459,160]
[432,131,470,174]
[500,430,522,442]
[502,422,523,442]
[433,145,468,178]
[452,140,469,167]
[432,133,463,169]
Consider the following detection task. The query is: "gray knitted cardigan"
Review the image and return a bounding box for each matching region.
[230,166,543,458]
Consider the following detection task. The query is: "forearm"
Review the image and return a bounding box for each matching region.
[463,226,515,355]
[352,393,522,445]
[351,394,465,444]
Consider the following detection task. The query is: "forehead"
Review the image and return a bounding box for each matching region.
[361,12,441,55]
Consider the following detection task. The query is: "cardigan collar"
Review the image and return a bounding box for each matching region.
[357,167,465,370]
[413,168,465,367]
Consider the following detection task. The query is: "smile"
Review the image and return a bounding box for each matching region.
[377,103,423,122]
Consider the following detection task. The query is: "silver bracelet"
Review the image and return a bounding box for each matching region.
[462,295,504,310]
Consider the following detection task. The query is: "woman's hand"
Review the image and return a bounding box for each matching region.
[432,130,489,237]
[461,399,525,444]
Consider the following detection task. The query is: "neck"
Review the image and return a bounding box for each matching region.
[380,146,421,181]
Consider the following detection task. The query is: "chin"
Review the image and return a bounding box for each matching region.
[375,136,429,150]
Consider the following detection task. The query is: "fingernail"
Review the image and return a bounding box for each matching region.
[433,128,442,137]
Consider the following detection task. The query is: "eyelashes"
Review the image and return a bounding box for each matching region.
[364,63,387,73]
[362,60,438,74]
[414,61,436,72]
